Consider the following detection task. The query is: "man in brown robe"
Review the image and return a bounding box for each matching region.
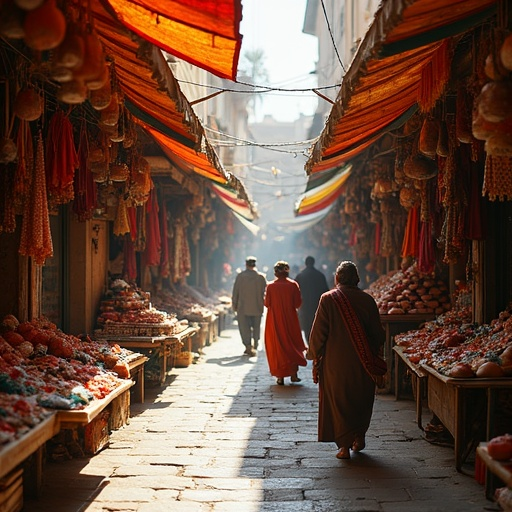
[307,261,385,459]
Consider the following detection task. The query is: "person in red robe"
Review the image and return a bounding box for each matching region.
[307,261,385,460]
[264,261,307,385]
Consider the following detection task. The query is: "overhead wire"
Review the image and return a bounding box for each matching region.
[320,0,347,73]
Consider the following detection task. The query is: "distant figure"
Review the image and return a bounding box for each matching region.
[307,261,386,460]
[264,261,307,385]
[231,256,267,357]
[295,256,329,342]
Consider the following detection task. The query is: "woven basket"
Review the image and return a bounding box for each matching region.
[174,351,193,368]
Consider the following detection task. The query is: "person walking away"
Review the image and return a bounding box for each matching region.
[231,256,267,357]
[295,256,329,342]
[307,261,386,460]
[264,261,307,385]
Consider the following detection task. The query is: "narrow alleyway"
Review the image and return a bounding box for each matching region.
[25,325,497,512]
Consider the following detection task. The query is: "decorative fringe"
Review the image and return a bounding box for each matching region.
[482,155,512,201]
[418,40,451,113]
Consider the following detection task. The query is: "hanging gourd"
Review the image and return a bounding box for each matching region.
[53,21,85,70]
[73,28,105,83]
[436,120,449,157]
[13,87,43,121]
[100,92,119,126]
[0,1,25,39]
[500,33,512,71]
[478,80,512,123]
[419,118,439,159]
[23,0,66,50]
[89,80,112,110]
[56,79,88,104]
[14,0,44,10]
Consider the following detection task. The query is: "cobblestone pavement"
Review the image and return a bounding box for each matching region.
[25,325,500,512]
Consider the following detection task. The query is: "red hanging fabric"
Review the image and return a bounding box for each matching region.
[418,221,435,274]
[400,206,419,259]
[72,121,97,222]
[144,187,161,266]
[123,236,137,281]
[159,198,169,278]
[374,222,381,256]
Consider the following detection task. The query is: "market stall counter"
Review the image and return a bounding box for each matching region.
[380,314,435,393]
[393,345,428,429]
[0,414,59,503]
[421,364,512,472]
[98,325,199,385]
[476,442,512,501]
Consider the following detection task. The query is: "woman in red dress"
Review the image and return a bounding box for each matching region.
[264,261,307,385]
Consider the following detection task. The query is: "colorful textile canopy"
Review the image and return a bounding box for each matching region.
[211,183,257,221]
[90,0,254,216]
[91,1,217,165]
[295,164,352,216]
[103,0,243,80]
[305,0,496,175]
[273,203,336,233]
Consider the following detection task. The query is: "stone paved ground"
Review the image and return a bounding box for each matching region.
[25,325,501,512]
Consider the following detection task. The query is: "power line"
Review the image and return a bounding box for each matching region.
[320,0,346,73]
[176,78,341,95]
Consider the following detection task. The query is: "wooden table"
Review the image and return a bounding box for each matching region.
[393,346,428,429]
[379,314,435,393]
[0,414,59,480]
[421,364,512,471]
[125,353,149,403]
[57,380,133,428]
[476,443,512,499]
[100,326,198,385]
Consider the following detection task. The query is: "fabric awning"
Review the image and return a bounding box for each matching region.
[295,164,352,216]
[90,0,255,214]
[305,0,496,174]
[274,203,336,233]
[103,0,243,80]
[211,183,257,221]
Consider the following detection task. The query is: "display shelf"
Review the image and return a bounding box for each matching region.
[393,346,428,429]
[126,354,148,403]
[0,414,59,480]
[99,326,198,385]
[477,444,512,500]
[57,380,133,428]
[379,314,435,393]
[420,364,512,471]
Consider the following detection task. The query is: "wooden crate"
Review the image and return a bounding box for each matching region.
[427,370,457,436]
[0,468,23,512]
[83,410,110,455]
[109,389,130,430]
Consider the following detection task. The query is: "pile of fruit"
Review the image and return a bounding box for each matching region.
[366,264,451,315]
[395,304,512,378]
[96,279,177,332]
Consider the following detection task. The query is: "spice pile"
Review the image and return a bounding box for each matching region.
[0,314,132,444]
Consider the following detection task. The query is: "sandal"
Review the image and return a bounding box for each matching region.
[336,447,351,459]
[352,436,366,452]
[290,374,301,382]
[276,378,284,385]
